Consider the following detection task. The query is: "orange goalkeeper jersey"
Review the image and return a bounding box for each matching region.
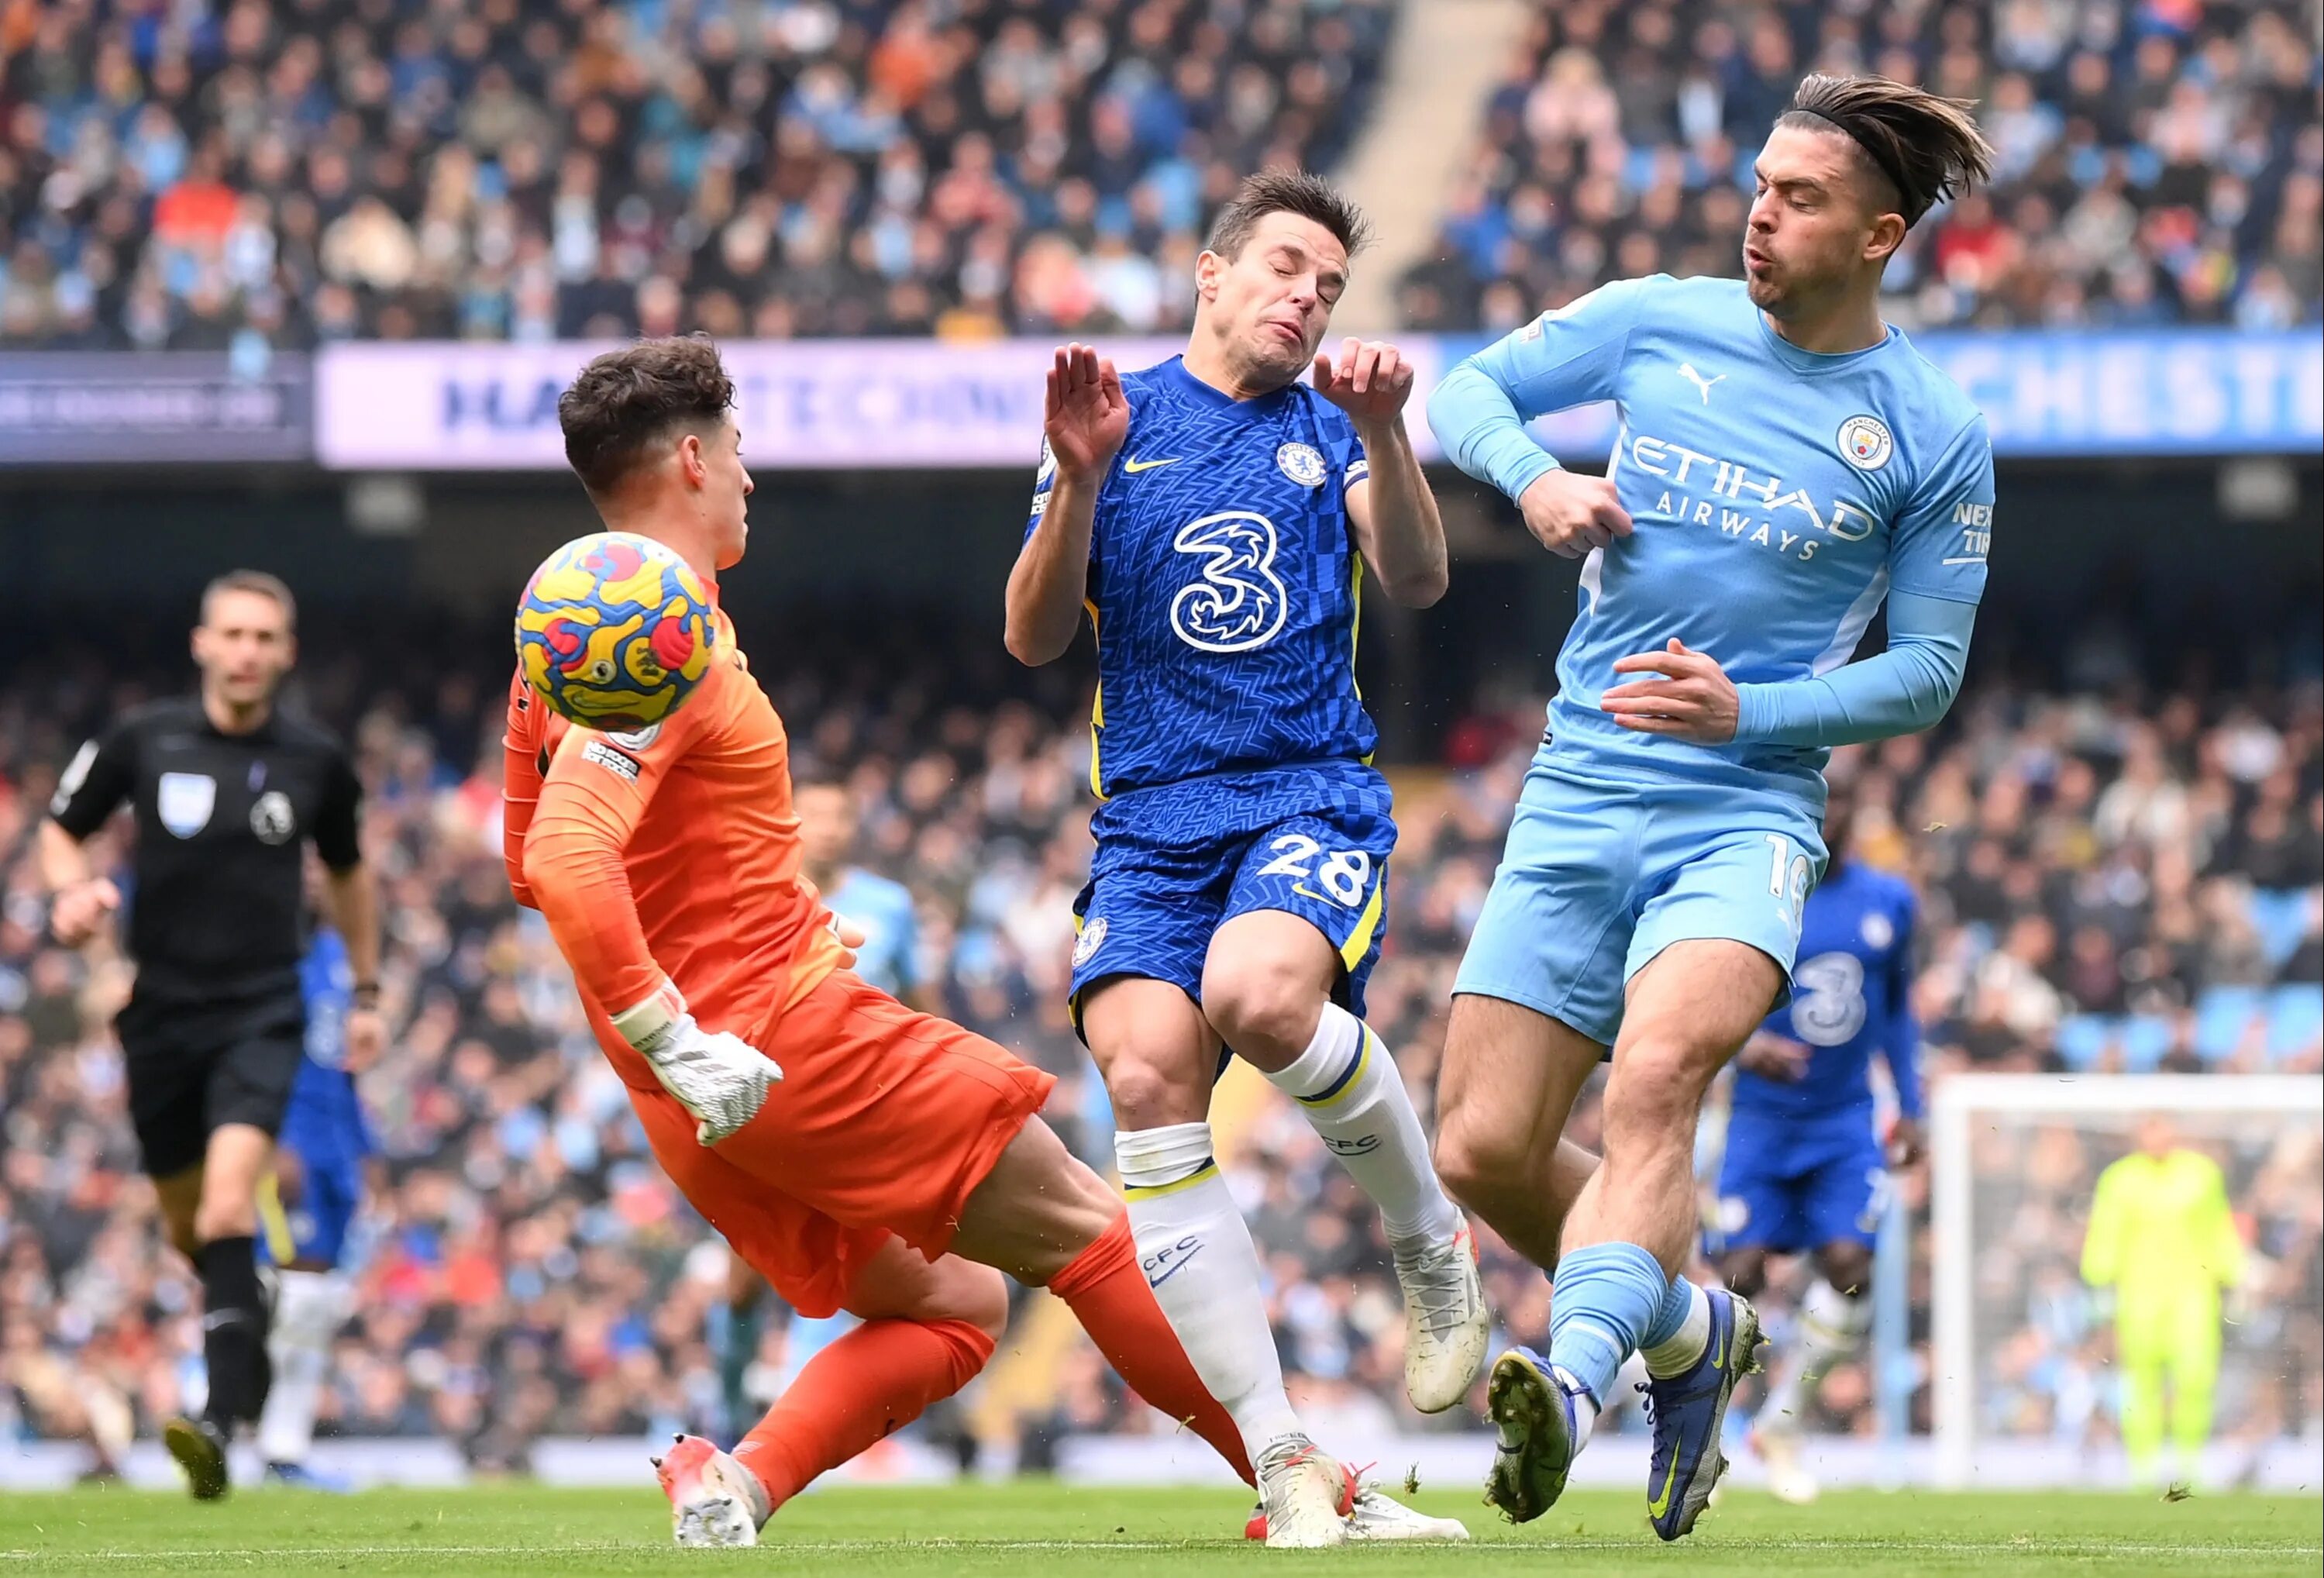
[504,604,844,1092]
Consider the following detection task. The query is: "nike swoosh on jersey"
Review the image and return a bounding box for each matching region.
[1122,456,1181,473]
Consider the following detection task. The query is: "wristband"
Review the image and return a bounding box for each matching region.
[610,977,687,1054]
[351,981,382,1007]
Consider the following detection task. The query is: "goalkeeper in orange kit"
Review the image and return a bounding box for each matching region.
[505,338,1263,1547]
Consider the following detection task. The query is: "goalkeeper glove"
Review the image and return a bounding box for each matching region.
[611,979,780,1146]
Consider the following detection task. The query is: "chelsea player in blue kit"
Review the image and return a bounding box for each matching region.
[1713,791,1924,1506]
[1007,172,1475,1548]
[256,923,378,1489]
[1426,76,1995,1538]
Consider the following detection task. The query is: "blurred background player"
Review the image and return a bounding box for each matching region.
[1427,74,1996,1538]
[255,916,381,1490]
[1714,790,1923,1504]
[1006,169,1480,1545]
[2081,1115,2250,1490]
[719,778,924,1445]
[39,571,384,1499]
[509,336,1441,1549]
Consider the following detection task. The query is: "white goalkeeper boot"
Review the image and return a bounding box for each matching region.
[655,1433,769,1548]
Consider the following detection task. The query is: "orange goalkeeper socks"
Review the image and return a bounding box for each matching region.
[732,1315,995,1511]
[1045,1210,1256,1488]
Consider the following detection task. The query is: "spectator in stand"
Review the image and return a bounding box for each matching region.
[0,0,1393,348]
[1398,1,2321,332]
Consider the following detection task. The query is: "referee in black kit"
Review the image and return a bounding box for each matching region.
[39,570,383,1499]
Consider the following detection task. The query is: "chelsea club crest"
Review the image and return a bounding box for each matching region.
[1276,442,1327,488]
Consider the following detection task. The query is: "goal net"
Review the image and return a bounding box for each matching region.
[1931,1073,2324,1490]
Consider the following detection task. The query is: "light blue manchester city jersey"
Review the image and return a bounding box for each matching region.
[1455,275,1994,800]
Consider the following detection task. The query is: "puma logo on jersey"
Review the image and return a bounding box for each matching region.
[1123,456,1182,474]
[1677,363,1724,404]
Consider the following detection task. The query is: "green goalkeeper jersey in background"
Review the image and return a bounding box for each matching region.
[2081,1149,2246,1314]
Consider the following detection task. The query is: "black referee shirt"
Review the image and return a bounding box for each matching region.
[48,697,363,1006]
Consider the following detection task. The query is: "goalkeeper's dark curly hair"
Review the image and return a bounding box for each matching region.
[558,335,736,495]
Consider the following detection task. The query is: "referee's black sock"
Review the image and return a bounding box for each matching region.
[195,1235,272,1430]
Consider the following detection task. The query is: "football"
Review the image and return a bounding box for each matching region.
[514,532,719,730]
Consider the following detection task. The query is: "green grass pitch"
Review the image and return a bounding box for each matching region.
[1,1484,2317,1576]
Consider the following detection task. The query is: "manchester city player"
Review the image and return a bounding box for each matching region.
[256,922,378,1489]
[1007,171,1476,1548]
[1713,791,1923,1505]
[1426,75,1995,1538]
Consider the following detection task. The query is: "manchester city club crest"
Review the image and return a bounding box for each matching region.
[1276,441,1327,488]
[157,772,215,839]
[1837,413,1894,471]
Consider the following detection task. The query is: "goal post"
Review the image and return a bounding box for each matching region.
[1931,1073,2324,1489]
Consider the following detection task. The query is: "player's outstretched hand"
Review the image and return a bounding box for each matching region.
[1515,470,1632,560]
[342,1006,387,1074]
[1737,1032,1810,1081]
[829,914,866,972]
[1888,1115,1925,1170]
[50,877,120,948]
[1311,338,1414,427]
[1044,342,1128,481]
[614,979,782,1146]
[1602,638,1740,743]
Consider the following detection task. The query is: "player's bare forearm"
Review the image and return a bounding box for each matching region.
[322,863,381,987]
[36,818,92,893]
[1348,416,1448,607]
[1004,471,1099,665]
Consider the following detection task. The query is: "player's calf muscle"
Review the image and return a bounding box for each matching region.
[1081,980,1214,1130]
[950,1120,1119,1285]
[1816,1242,1873,1297]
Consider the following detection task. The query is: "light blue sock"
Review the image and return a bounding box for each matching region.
[1639,1274,1700,1350]
[1548,1243,1670,1405]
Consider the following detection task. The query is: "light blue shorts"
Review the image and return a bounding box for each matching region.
[1453,760,1828,1048]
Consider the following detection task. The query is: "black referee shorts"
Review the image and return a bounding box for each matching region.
[115,993,306,1180]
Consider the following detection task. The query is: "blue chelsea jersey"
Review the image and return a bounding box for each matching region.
[300,927,353,1070]
[1734,860,1923,1125]
[1026,356,1376,798]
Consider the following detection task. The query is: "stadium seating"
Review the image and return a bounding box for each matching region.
[10,1,2315,349]
[0,0,1395,346]
[1394,0,2323,332]
[2,625,2316,1459]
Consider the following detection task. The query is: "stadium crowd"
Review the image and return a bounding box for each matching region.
[2,618,2318,1469]
[7,1,2320,351]
[0,0,1394,348]
[1397,0,2324,332]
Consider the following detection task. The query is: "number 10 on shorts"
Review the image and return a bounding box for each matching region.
[1765,832,1813,936]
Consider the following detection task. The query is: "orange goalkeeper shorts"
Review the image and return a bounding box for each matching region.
[625,970,1056,1318]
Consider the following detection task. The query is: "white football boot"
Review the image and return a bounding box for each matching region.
[1752,1422,1820,1505]
[1254,1434,1354,1549]
[1394,1218,1490,1414]
[1346,1473,1472,1542]
[655,1433,769,1548]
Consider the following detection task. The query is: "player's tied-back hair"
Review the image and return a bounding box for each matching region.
[558,335,737,494]
[1779,73,1995,227]
[1206,168,1375,260]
